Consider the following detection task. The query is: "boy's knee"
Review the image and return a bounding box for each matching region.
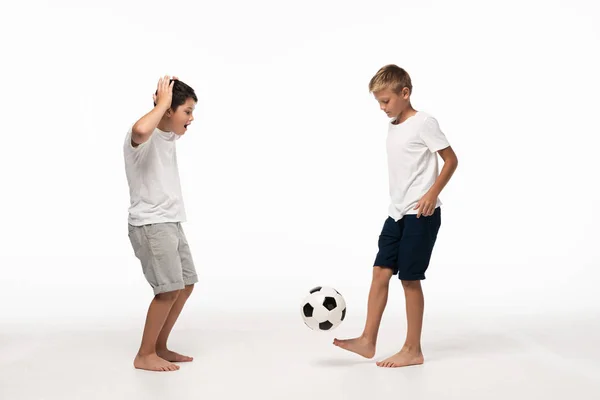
[182,284,194,297]
[401,279,422,289]
[155,290,181,302]
[373,266,393,284]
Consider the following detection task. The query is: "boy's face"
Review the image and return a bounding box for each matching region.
[373,87,410,118]
[165,98,196,135]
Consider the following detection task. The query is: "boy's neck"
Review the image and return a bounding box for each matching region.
[393,106,417,125]
[157,120,171,133]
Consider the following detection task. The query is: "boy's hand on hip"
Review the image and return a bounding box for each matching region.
[414,192,437,218]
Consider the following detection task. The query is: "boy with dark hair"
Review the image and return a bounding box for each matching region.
[124,76,198,372]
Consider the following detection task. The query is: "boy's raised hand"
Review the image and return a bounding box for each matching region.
[153,75,175,110]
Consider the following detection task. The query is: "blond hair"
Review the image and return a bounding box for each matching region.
[368,64,412,95]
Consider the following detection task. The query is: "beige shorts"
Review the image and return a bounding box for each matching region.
[128,222,198,295]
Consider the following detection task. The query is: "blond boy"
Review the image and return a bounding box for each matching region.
[334,65,458,367]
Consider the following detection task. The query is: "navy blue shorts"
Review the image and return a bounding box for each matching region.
[373,207,441,280]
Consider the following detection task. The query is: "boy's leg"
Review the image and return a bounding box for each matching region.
[156,284,194,361]
[376,279,424,367]
[333,266,393,358]
[377,207,441,368]
[333,217,400,358]
[403,280,425,349]
[135,290,182,371]
[128,222,196,371]
[156,223,198,362]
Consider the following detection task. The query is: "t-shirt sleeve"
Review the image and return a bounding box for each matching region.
[124,127,151,160]
[419,116,450,153]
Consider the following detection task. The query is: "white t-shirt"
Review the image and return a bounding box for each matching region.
[123,127,186,226]
[386,111,450,221]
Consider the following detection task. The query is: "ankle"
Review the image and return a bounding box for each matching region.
[137,349,157,357]
[156,343,168,352]
[402,343,422,353]
[360,334,377,346]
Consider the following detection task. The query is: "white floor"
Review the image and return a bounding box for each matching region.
[1,311,599,400]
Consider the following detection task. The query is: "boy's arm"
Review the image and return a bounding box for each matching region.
[131,76,174,147]
[414,146,458,218]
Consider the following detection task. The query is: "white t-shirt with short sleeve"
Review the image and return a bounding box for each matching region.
[386,111,450,221]
[123,127,186,226]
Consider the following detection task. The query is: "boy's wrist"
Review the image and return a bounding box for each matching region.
[155,103,170,113]
[428,187,441,197]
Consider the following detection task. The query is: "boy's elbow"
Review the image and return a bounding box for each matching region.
[131,127,151,145]
[438,147,458,169]
[132,124,150,137]
[131,132,149,146]
[444,153,458,172]
[131,125,152,142]
[450,156,458,171]
[447,148,458,168]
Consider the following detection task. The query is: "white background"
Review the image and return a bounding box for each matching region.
[0,0,599,327]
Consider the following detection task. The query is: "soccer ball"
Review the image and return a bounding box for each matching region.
[301,286,346,331]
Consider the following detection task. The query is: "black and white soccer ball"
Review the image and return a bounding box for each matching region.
[301,286,346,331]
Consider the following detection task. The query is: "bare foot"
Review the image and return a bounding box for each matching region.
[376,348,424,368]
[134,353,180,372]
[157,349,194,363]
[333,336,376,358]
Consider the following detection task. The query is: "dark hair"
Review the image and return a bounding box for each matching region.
[154,79,198,110]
